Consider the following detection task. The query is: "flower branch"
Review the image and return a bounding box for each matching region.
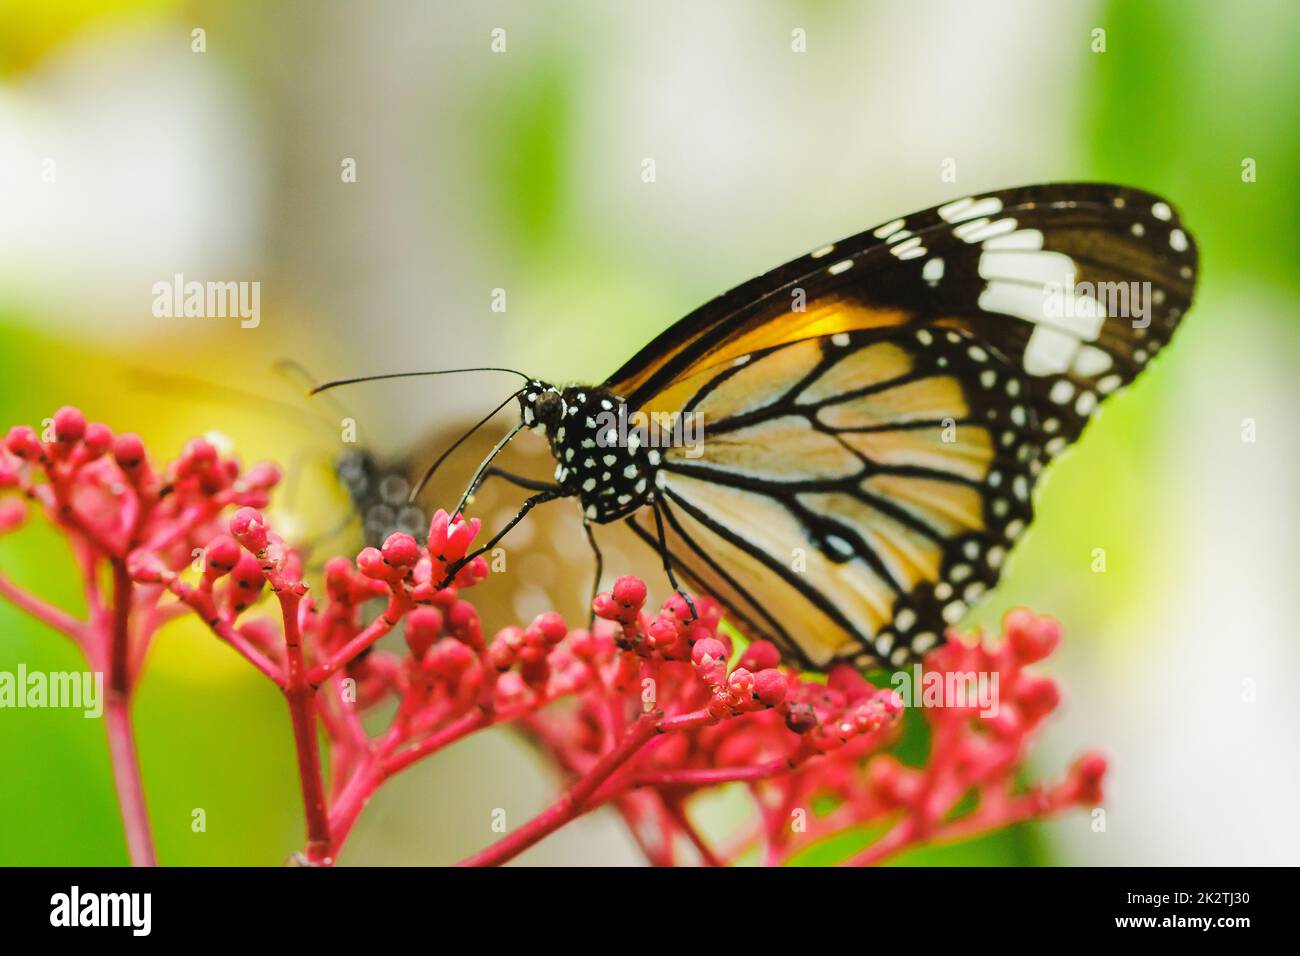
[0,408,1106,867]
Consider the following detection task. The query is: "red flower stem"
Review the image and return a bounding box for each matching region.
[657,708,720,732]
[382,707,490,777]
[327,754,385,854]
[308,592,409,683]
[843,816,918,866]
[616,794,675,866]
[105,559,156,867]
[278,590,331,863]
[662,797,724,867]
[0,569,85,643]
[635,757,793,788]
[103,693,157,867]
[457,711,662,867]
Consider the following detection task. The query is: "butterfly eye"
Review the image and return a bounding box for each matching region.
[534,392,563,428]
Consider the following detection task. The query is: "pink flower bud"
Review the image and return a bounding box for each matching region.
[984,701,1022,738]
[1069,752,1107,805]
[827,663,873,702]
[727,667,755,698]
[439,595,474,629]
[452,554,489,588]
[488,627,524,671]
[568,629,598,661]
[229,552,266,611]
[1005,607,1061,663]
[428,638,475,680]
[6,426,42,461]
[427,509,480,564]
[82,422,112,460]
[753,668,787,707]
[177,437,218,477]
[662,591,694,624]
[1014,674,1060,723]
[204,534,242,576]
[405,606,444,660]
[691,637,728,667]
[112,432,146,471]
[51,406,86,444]
[323,557,354,602]
[738,640,781,672]
[785,701,818,734]
[591,591,619,621]
[646,616,679,651]
[126,550,171,584]
[0,454,20,488]
[531,611,567,645]
[356,547,387,579]
[611,575,647,610]
[229,507,269,554]
[242,462,282,489]
[381,532,421,569]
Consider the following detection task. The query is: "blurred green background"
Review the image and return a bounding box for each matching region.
[1,0,1296,865]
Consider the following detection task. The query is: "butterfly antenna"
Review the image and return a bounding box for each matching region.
[272,359,352,422]
[409,388,525,504]
[309,366,531,396]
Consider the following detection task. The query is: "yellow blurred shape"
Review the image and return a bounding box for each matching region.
[0,0,179,77]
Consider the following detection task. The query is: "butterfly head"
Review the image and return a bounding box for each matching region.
[519,381,566,434]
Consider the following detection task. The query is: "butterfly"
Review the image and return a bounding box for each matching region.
[317,182,1198,673]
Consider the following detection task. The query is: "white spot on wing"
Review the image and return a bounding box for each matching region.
[982,228,1043,251]
[873,218,905,239]
[1072,344,1113,376]
[1020,324,1079,376]
[890,236,925,260]
[938,195,1003,223]
[954,217,1018,243]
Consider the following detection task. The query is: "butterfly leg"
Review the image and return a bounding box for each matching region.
[473,467,558,495]
[582,519,603,628]
[651,499,698,622]
[438,488,562,588]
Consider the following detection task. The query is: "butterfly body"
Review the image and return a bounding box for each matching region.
[522,382,659,523]
[334,448,432,546]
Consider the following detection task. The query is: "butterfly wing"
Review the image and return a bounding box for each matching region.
[627,326,1039,669]
[615,183,1197,669]
[608,182,1196,454]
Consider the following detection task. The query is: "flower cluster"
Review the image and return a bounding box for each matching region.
[0,408,281,866]
[0,408,1105,866]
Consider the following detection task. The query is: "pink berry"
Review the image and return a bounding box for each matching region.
[381,532,421,568]
[51,406,86,444]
